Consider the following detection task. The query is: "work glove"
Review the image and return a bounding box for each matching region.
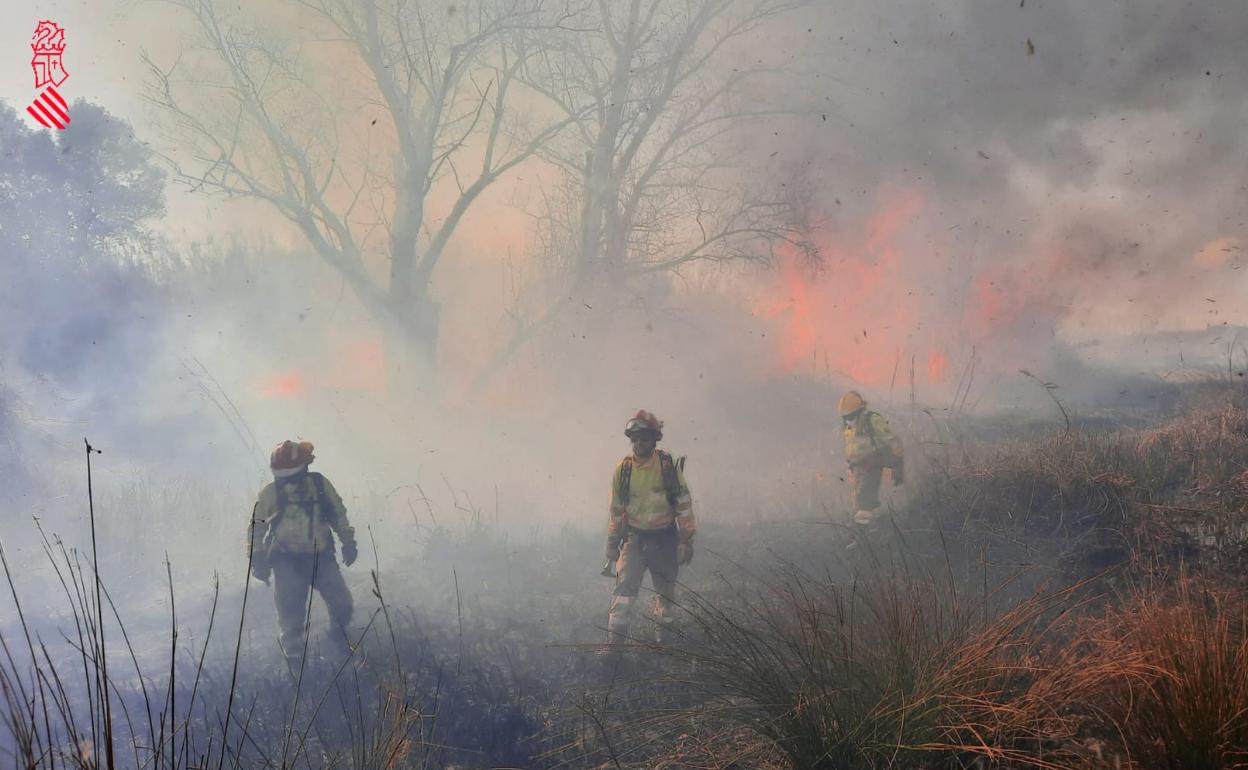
[605,541,621,564]
[677,539,694,566]
[251,562,271,584]
[341,538,358,567]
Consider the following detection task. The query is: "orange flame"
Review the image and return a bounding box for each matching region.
[756,189,949,388]
[960,250,1073,368]
[259,371,306,399]
[927,350,949,383]
[255,337,387,400]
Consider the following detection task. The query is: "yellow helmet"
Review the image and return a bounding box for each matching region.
[838,390,866,417]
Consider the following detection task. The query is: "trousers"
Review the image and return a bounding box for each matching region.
[270,549,353,661]
[608,526,679,644]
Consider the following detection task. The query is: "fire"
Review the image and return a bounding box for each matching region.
[960,251,1072,366]
[255,337,387,399]
[756,189,950,389]
[259,370,306,398]
[927,350,949,383]
[1192,237,1239,269]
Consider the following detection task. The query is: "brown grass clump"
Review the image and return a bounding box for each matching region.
[650,727,789,770]
[1082,574,1248,770]
[670,566,1133,770]
[916,400,1248,576]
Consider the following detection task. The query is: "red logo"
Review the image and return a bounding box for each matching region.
[27,86,70,129]
[28,21,70,129]
[31,21,68,88]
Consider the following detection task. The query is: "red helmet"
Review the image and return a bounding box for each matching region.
[624,410,663,440]
[270,440,314,477]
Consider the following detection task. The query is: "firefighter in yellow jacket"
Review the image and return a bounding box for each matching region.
[605,410,695,645]
[840,391,904,524]
[249,440,358,664]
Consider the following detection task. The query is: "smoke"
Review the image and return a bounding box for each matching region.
[2,0,1248,585]
[735,0,1248,394]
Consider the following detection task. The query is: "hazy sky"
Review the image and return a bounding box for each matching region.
[1,0,273,242]
[11,2,1248,686]
[6,0,1246,341]
[5,0,1248,437]
[5,0,1248,583]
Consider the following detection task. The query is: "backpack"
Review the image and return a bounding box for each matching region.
[268,471,328,544]
[857,411,902,467]
[616,450,685,508]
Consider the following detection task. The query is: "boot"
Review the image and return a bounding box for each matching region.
[605,595,634,648]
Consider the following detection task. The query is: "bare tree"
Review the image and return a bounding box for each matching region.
[484,0,816,379]
[144,0,576,388]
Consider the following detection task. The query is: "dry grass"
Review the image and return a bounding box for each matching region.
[6,387,1248,769]
[0,528,503,770]
[631,391,1248,770]
[1081,573,1248,770]
[663,563,1140,770]
[915,392,1248,576]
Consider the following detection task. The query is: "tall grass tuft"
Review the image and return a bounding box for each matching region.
[670,563,1134,770]
[0,523,510,770]
[1085,573,1248,770]
[914,397,1248,577]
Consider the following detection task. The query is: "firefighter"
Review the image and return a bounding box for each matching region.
[248,440,358,665]
[840,391,905,524]
[604,410,696,646]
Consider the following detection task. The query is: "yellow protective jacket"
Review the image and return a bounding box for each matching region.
[608,450,695,543]
[844,411,903,468]
[249,471,354,556]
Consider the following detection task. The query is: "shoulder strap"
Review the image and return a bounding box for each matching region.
[276,474,324,511]
[259,485,282,546]
[617,458,633,506]
[311,472,326,506]
[274,480,289,518]
[861,412,880,448]
[658,450,681,507]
